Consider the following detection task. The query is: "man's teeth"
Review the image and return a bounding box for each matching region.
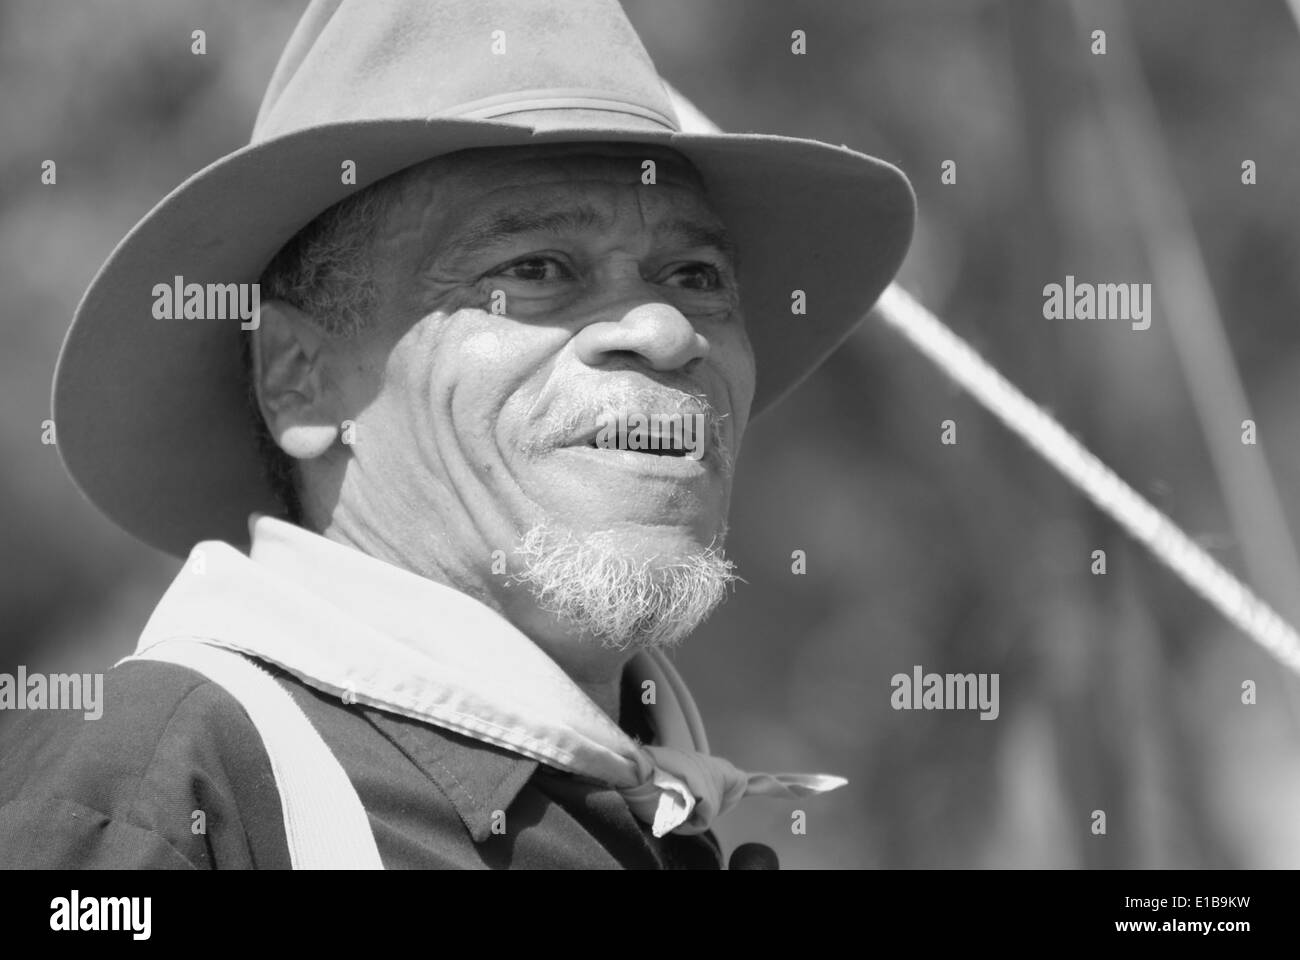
[586,434,689,456]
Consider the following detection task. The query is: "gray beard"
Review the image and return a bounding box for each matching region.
[510,523,739,652]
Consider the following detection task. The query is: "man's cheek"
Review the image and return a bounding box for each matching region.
[717,338,756,425]
[473,279,537,318]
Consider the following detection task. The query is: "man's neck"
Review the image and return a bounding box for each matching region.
[578,678,621,725]
[315,514,633,723]
[499,599,638,726]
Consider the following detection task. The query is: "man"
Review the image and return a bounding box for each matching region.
[0,0,913,868]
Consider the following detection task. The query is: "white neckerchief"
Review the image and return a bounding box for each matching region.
[133,514,845,836]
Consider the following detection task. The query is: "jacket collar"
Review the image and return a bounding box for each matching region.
[137,513,672,841]
[361,705,540,842]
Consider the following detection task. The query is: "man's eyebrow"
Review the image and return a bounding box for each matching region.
[448,204,612,259]
[442,203,738,267]
[652,217,738,266]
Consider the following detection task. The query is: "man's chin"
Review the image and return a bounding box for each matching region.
[508,522,738,652]
[518,449,732,535]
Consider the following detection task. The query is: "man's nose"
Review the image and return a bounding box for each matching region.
[572,301,710,374]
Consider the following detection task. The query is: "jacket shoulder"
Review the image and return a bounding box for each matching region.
[0,659,289,869]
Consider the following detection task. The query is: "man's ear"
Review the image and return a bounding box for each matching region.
[252,301,341,460]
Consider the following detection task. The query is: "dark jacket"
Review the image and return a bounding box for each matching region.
[0,656,721,869]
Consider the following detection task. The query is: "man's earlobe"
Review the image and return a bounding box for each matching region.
[253,300,341,460]
[278,422,342,460]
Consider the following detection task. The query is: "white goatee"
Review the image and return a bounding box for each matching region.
[510,524,739,651]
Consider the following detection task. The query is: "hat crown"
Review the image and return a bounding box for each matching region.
[254,0,680,139]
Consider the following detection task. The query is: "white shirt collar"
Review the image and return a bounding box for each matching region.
[137,512,709,780]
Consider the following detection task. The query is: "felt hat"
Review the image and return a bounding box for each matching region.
[52,0,915,557]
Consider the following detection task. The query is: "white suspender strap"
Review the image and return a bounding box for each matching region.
[123,638,384,870]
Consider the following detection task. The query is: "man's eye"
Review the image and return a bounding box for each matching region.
[494,256,574,282]
[665,263,724,291]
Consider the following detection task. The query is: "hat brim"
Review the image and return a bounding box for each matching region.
[52,118,915,557]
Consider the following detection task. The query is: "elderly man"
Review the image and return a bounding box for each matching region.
[0,0,912,869]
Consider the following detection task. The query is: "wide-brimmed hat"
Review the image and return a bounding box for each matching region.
[52,0,915,557]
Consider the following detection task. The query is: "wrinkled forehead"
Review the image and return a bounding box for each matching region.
[380,141,733,269]
[388,141,723,235]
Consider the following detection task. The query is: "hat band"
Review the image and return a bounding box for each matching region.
[446,88,679,132]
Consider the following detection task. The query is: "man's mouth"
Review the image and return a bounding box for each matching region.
[585,432,691,457]
[573,411,711,460]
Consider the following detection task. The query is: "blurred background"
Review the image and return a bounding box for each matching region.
[3,0,1300,868]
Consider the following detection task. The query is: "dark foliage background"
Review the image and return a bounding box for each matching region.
[3,0,1299,867]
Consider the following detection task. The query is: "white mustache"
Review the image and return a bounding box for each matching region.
[523,385,733,472]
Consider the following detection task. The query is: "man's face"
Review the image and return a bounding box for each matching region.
[290,142,755,648]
